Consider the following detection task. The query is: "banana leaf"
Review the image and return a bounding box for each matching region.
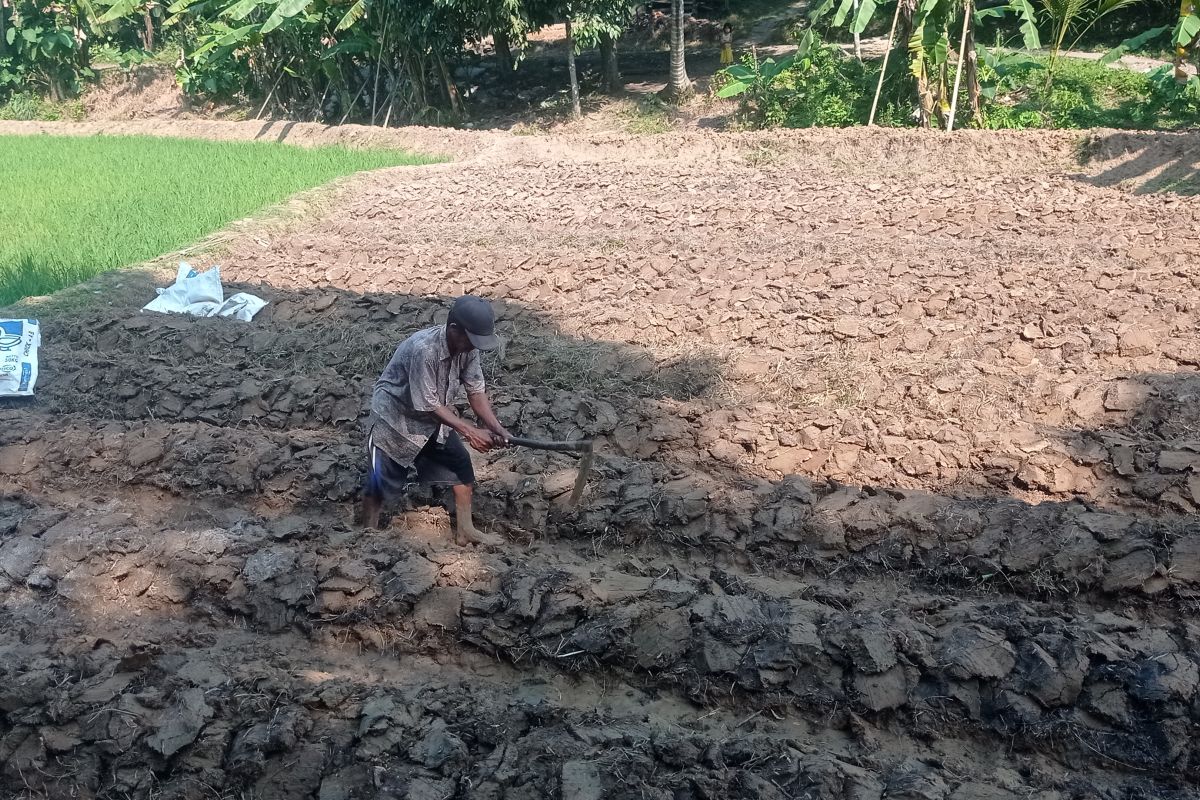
[1100,25,1169,65]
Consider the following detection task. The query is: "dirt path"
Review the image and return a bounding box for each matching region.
[2,122,1200,799]
[747,0,810,44]
[837,36,1176,75]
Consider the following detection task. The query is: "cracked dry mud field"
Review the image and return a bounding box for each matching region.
[1,121,1200,800]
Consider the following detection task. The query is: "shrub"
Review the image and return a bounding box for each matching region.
[0,91,85,120]
[717,31,871,129]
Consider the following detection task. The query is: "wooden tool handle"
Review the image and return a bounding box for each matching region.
[507,436,593,453]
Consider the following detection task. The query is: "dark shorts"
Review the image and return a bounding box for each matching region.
[364,432,475,500]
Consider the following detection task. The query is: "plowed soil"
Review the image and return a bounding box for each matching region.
[1,121,1200,800]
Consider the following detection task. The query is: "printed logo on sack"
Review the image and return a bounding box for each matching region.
[0,321,23,352]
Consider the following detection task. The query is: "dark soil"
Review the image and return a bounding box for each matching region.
[1,123,1199,799]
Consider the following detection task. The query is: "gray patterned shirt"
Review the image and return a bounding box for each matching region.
[367,325,486,466]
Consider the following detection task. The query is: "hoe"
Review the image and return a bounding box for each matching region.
[505,436,595,508]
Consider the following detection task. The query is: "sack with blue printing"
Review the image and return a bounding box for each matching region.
[0,319,40,397]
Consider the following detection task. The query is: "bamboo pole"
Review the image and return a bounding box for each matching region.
[382,62,398,127]
[946,0,971,133]
[255,57,294,120]
[339,81,368,125]
[868,0,904,126]
[371,4,390,125]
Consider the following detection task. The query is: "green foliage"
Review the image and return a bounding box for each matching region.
[1147,62,1200,114]
[718,31,871,128]
[0,134,438,306]
[113,0,636,122]
[1005,0,1043,49]
[568,0,635,50]
[0,0,178,103]
[980,54,1200,128]
[813,0,1026,126]
[1100,24,1170,63]
[0,90,86,119]
[0,0,98,101]
[1037,0,1145,93]
[1175,11,1200,46]
[794,0,1192,131]
[2,0,637,121]
[715,43,796,99]
[976,45,1043,99]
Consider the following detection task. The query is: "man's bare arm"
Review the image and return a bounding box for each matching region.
[430,404,494,452]
[468,391,511,446]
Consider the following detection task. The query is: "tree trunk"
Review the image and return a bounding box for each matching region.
[493,29,514,77]
[436,49,462,115]
[935,59,950,129]
[599,31,621,93]
[565,18,581,118]
[868,0,904,125]
[914,65,933,128]
[896,0,929,127]
[142,8,155,51]
[852,0,861,61]
[964,4,981,127]
[661,0,692,101]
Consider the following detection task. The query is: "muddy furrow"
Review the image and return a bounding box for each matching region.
[5,405,1200,608]
[4,490,1200,791]
[2,613,1125,800]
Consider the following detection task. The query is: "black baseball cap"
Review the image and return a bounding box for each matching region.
[448,295,501,351]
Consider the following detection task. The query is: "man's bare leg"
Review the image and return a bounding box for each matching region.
[360,494,383,530]
[452,484,502,546]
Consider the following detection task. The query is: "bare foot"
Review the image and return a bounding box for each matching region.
[451,485,502,546]
[455,522,504,547]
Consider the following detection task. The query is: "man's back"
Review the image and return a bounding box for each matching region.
[369,325,485,464]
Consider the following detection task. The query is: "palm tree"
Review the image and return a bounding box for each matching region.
[661,0,692,101]
[1039,0,1144,95]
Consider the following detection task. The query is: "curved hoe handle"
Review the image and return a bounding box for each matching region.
[507,437,593,454]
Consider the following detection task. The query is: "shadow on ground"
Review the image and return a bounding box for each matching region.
[1,271,1200,798]
[1079,129,1200,194]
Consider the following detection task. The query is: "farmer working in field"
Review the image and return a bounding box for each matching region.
[360,295,509,546]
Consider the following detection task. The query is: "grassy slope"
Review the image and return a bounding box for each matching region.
[0,134,438,305]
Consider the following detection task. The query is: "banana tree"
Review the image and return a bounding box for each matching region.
[1175,0,1199,81]
[909,0,952,126]
[812,0,1043,127]
[97,0,160,49]
[1097,2,1196,82]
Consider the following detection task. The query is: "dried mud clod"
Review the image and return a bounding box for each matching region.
[2,126,1200,799]
[2,490,1200,798]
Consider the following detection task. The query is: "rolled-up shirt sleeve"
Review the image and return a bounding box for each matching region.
[408,351,442,411]
[462,352,486,396]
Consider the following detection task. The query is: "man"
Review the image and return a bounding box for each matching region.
[361,295,510,546]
